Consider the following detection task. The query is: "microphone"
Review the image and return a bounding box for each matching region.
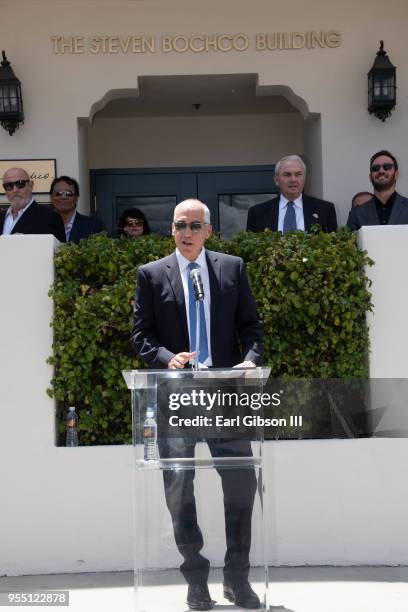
[190,268,204,301]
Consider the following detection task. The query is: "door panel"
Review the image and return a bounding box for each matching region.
[91,166,277,237]
[92,170,197,236]
[115,194,177,236]
[218,193,276,238]
[197,168,277,236]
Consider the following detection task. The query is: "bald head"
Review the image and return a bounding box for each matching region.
[3,167,30,183]
[2,167,33,210]
[174,199,211,224]
[351,191,373,208]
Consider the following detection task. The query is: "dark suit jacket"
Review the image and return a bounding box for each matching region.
[246,194,337,233]
[131,250,263,369]
[347,193,408,230]
[0,201,66,243]
[69,212,103,243]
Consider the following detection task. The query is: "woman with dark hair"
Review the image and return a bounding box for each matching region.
[118,208,151,238]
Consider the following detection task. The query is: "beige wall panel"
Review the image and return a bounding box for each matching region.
[88,114,304,168]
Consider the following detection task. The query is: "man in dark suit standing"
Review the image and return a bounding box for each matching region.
[1,167,65,242]
[347,150,408,230]
[131,199,263,610]
[246,155,337,233]
[50,175,102,243]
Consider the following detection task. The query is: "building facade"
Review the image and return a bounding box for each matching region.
[1,0,407,233]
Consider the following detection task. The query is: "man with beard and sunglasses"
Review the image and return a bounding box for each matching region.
[0,167,65,242]
[347,151,408,229]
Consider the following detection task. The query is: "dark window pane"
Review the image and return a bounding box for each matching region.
[219,193,275,239]
[115,195,177,236]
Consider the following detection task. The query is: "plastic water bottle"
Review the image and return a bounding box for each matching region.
[143,408,157,461]
[66,406,79,447]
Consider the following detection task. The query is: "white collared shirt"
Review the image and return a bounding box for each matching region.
[277,195,305,232]
[65,210,77,241]
[2,198,35,235]
[175,248,213,367]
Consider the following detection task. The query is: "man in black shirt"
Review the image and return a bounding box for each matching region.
[347,151,408,230]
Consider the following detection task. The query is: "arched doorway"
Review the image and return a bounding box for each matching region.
[84,74,320,237]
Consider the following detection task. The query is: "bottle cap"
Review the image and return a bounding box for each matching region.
[146,408,154,418]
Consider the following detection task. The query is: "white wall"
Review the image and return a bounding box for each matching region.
[0,237,133,575]
[1,232,408,576]
[304,115,323,198]
[360,226,408,378]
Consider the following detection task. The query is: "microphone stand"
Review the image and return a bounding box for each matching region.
[190,267,204,372]
[193,298,201,371]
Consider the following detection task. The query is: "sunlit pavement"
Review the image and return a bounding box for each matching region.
[1,567,408,612]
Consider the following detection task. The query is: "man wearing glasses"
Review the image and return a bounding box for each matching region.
[131,199,263,610]
[0,167,65,242]
[50,175,102,243]
[347,150,408,229]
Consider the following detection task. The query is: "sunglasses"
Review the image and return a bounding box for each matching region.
[173,221,207,233]
[370,163,395,172]
[3,179,30,191]
[53,189,76,197]
[125,219,144,227]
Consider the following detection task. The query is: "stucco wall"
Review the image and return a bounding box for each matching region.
[1,231,408,576]
[88,114,305,169]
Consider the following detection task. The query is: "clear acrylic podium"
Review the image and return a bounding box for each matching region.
[123,367,270,612]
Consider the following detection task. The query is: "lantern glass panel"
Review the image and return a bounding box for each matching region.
[382,80,389,98]
[9,86,18,111]
[373,77,382,99]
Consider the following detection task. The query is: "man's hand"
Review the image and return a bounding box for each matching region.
[168,352,196,369]
[233,360,256,368]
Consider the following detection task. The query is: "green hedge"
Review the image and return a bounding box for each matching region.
[48,229,372,445]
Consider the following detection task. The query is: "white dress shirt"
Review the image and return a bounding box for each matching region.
[277,195,305,232]
[65,210,77,241]
[2,198,35,235]
[175,248,213,367]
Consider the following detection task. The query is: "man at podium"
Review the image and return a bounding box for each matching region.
[131,199,264,610]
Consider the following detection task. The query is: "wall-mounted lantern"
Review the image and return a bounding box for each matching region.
[0,51,24,135]
[368,41,396,122]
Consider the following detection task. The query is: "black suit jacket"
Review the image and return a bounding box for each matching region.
[246,194,337,233]
[347,193,408,230]
[0,201,66,242]
[131,250,263,369]
[69,212,103,243]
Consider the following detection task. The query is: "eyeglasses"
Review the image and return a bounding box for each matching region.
[3,179,30,191]
[173,221,207,233]
[370,163,395,173]
[53,189,76,197]
[125,219,144,227]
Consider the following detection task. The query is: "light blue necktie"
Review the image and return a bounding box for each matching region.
[283,201,297,232]
[187,262,209,363]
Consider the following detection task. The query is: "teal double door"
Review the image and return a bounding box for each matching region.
[90,165,277,238]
